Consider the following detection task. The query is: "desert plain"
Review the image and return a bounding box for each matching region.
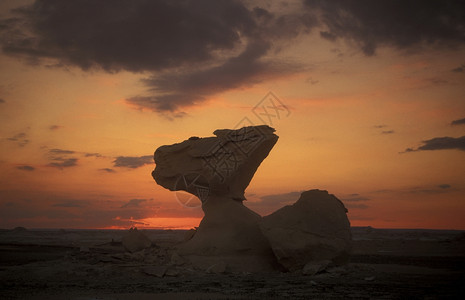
[1,226,464,299]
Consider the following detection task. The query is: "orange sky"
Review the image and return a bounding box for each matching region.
[1,0,464,230]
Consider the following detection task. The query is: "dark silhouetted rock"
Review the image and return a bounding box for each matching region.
[141,266,167,277]
[302,260,331,275]
[184,228,196,241]
[122,227,152,253]
[11,226,27,233]
[152,127,352,273]
[170,252,185,266]
[260,190,352,272]
[152,126,279,272]
[152,125,278,201]
[206,261,227,274]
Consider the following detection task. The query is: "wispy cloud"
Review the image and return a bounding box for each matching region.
[16,165,35,171]
[84,152,102,158]
[451,64,465,73]
[45,148,79,169]
[121,199,148,209]
[49,125,63,130]
[341,194,370,202]
[47,158,78,169]
[48,148,75,155]
[245,191,302,215]
[451,118,465,126]
[381,130,395,135]
[345,203,369,210]
[53,199,87,208]
[113,155,153,168]
[402,136,465,153]
[438,184,451,189]
[6,132,29,147]
[374,125,394,135]
[373,184,456,196]
[341,194,370,210]
[99,168,116,173]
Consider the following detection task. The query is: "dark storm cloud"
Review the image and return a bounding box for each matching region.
[304,0,465,56]
[0,0,258,72]
[113,155,153,168]
[2,1,463,113]
[404,136,465,152]
[121,199,148,208]
[451,117,465,126]
[127,40,302,112]
[0,0,314,113]
[17,165,35,171]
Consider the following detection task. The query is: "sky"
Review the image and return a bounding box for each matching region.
[0,0,464,230]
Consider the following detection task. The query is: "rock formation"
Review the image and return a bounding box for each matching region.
[122,227,152,253]
[260,190,352,271]
[152,126,351,273]
[153,125,279,271]
[153,125,278,201]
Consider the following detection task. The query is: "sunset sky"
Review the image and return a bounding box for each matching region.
[0,0,464,230]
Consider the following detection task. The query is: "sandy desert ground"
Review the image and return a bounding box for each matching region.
[1,227,464,299]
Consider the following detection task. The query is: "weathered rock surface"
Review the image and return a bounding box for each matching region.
[122,228,152,253]
[260,190,352,272]
[152,125,278,201]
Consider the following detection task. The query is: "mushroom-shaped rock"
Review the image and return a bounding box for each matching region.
[152,125,278,201]
[259,190,352,272]
[152,126,279,272]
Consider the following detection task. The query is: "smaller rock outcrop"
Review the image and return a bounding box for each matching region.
[259,190,351,272]
[122,227,152,253]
